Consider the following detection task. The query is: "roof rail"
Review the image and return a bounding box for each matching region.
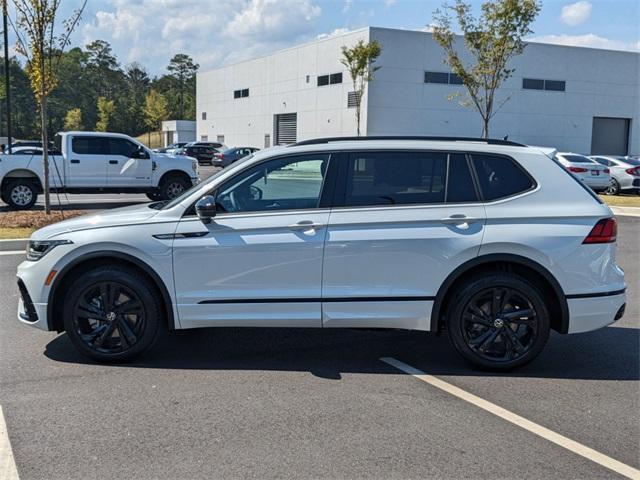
[291,136,527,147]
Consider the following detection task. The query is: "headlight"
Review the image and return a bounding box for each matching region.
[192,160,198,173]
[26,240,73,261]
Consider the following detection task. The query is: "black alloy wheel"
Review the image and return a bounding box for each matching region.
[446,273,550,370]
[63,266,162,362]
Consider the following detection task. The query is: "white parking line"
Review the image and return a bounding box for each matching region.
[381,357,640,480]
[0,406,19,480]
[0,251,24,256]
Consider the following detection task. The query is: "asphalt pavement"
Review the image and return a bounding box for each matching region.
[0,217,638,479]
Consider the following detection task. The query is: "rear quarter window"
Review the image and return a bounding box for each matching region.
[471,154,535,201]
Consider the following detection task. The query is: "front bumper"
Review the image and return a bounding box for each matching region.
[566,291,626,333]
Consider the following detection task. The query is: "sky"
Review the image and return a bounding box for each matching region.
[29,0,640,76]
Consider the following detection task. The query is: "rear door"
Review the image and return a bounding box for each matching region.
[66,136,108,187]
[106,137,152,187]
[322,151,486,331]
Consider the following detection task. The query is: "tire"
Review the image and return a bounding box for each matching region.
[446,273,550,371]
[62,266,163,362]
[158,174,190,200]
[146,191,162,201]
[3,179,38,210]
[605,178,620,196]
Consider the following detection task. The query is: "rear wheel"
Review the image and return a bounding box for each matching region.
[158,174,190,200]
[3,179,38,210]
[605,178,621,196]
[62,266,162,362]
[446,273,550,371]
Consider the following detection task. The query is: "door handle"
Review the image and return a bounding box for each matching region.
[288,221,324,230]
[440,214,480,225]
[70,159,80,164]
[109,160,118,165]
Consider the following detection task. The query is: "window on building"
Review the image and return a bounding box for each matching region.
[347,91,360,108]
[344,152,448,207]
[471,154,535,200]
[202,112,207,120]
[201,135,208,141]
[523,78,565,92]
[264,134,271,148]
[317,72,342,86]
[306,75,310,83]
[425,71,463,85]
[233,89,250,99]
[544,80,566,91]
[216,135,225,144]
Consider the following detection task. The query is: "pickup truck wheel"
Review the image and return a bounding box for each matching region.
[159,175,190,200]
[4,179,38,210]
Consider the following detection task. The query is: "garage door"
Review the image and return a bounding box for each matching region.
[274,113,297,145]
[591,117,630,155]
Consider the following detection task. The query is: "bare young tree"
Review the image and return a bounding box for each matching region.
[340,40,382,136]
[10,0,86,214]
[432,0,540,138]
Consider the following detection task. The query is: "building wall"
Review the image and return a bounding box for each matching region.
[197,27,639,154]
[196,29,370,147]
[367,27,639,154]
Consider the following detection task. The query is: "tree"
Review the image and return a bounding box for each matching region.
[432,0,541,138]
[340,40,382,136]
[122,62,150,136]
[95,96,114,131]
[63,107,82,130]
[143,89,168,144]
[166,53,198,119]
[11,0,86,214]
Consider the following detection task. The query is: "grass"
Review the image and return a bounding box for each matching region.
[0,210,88,239]
[599,194,640,207]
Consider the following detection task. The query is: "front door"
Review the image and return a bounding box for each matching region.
[106,138,152,187]
[322,151,486,330]
[172,153,333,329]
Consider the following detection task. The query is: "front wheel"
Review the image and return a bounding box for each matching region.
[446,273,550,371]
[605,178,621,196]
[158,175,190,200]
[62,266,163,362]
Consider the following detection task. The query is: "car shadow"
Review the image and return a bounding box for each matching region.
[44,325,639,381]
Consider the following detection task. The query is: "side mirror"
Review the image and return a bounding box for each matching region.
[195,195,217,224]
[134,146,149,159]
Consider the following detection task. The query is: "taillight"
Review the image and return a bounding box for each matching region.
[603,168,610,174]
[214,153,223,159]
[625,167,640,176]
[583,218,617,244]
[568,166,588,173]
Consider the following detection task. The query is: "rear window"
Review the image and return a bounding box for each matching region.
[471,154,534,201]
[563,154,593,163]
[624,158,640,166]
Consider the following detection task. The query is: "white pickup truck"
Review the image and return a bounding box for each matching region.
[0,131,199,209]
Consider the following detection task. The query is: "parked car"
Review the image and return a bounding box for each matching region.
[187,141,226,149]
[154,142,189,154]
[212,147,260,167]
[17,136,626,371]
[590,155,640,195]
[0,131,199,209]
[176,144,219,165]
[555,152,610,192]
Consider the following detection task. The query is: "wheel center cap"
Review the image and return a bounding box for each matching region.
[106,312,117,322]
[493,318,505,328]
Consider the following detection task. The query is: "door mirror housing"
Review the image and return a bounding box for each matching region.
[133,146,150,159]
[195,195,217,224]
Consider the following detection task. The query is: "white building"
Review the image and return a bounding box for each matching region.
[161,120,196,147]
[196,27,639,155]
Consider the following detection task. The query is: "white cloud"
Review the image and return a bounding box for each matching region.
[342,0,353,13]
[560,1,592,26]
[383,0,397,6]
[316,28,351,40]
[530,33,640,52]
[81,0,322,75]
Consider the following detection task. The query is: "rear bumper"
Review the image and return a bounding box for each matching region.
[566,291,626,333]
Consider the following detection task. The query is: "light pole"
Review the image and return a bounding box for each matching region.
[2,0,12,153]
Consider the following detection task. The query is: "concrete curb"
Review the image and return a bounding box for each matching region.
[610,206,640,217]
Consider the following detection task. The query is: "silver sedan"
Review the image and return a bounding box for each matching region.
[591,155,640,195]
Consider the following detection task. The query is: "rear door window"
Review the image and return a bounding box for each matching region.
[344,151,447,206]
[72,137,108,155]
[446,153,478,203]
[471,154,535,201]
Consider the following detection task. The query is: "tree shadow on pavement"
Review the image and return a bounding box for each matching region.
[44,325,639,381]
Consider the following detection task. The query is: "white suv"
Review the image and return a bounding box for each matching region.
[16,137,626,370]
